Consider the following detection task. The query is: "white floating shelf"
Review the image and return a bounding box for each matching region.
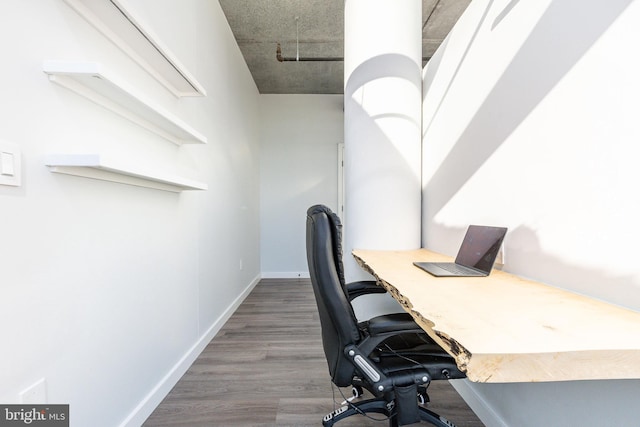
[62,0,206,97]
[45,154,208,192]
[43,60,207,146]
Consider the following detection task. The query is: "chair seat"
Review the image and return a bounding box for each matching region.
[366,312,424,335]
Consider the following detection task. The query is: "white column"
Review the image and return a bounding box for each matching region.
[343,0,423,282]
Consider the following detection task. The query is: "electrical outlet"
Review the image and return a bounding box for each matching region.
[20,378,47,403]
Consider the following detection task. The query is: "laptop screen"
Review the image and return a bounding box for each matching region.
[454,225,507,273]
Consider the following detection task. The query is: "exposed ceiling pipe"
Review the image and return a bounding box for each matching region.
[276,43,343,62]
[275,14,433,63]
[276,44,430,63]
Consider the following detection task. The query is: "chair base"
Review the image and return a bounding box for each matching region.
[322,398,457,427]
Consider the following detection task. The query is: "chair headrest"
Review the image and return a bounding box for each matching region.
[307,205,346,286]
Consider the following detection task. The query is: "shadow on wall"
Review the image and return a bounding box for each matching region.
[506,225,640,310]
[344,52,422,200]
[423,0,634,219]
[422,0,493,125]
[428,223,640,309]
[343,53,422,281]
[346,53,422,97]
[343,53,422,230]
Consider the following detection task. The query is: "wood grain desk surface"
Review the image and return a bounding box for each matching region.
[353,248,640,383]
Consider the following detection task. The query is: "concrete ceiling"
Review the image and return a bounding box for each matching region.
[218,0,471,94]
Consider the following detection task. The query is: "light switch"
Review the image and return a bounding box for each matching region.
[1,151,15,176]
[0,139,21,187]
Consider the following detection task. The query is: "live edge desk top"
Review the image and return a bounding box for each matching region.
[352,249,640,383]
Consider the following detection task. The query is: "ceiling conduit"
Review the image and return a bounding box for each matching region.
[276,43,430,63]
[275,11,436,63]
[276,43,343,62]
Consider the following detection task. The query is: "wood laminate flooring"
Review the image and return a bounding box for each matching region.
[143,279,485,427]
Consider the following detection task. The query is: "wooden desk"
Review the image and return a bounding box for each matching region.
[353,249,640,383]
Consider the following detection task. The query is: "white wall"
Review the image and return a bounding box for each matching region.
[0,1,260,426]
[422,0,640,425]
[259,94,343,277]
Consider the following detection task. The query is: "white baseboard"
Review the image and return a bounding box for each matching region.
[261,271,310,279]
[119,273,261,427]
[450,379,508,427]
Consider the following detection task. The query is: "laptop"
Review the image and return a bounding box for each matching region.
[414,225,507,277]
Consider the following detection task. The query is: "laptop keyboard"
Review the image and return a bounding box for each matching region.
[433,263,475,275]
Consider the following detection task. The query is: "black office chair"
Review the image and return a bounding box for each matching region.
[306,205,466,427]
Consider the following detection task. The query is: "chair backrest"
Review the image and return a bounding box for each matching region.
[306,205,361,387]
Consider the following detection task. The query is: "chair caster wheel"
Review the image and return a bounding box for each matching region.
[352,385,364,398]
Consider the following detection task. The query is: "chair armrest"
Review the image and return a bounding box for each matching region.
[346,280,387,301]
